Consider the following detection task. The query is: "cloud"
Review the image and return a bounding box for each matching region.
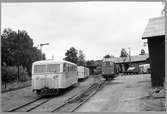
[2,2,163,60]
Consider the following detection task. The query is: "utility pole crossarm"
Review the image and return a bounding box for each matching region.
[40,43,49,60]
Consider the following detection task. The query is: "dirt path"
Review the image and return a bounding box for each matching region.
[76,74,165,112]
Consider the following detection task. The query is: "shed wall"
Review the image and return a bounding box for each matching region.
[147,36,165,87]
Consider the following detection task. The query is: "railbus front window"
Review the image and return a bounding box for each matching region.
[34,65,46,74]
[47,64,60,73]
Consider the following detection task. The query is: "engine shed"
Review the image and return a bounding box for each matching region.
[142,16,165,87]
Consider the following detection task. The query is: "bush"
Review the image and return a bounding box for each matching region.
[2,66,17,83]
[19,67,30,82]
[1,66,30,84]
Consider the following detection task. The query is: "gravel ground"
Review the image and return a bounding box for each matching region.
[1,75,99,112]
[31,75,103,112]
[76,74,166,112]
[1,86,39,112]
[2,74,165,112]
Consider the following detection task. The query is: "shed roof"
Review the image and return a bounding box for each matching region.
[142,16,165,39]
[103,54,149,64]
[116,54,149,63]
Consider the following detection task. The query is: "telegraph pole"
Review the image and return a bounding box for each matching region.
[128,47,131,67]
[164,0,167,110]
[40,43,49,60]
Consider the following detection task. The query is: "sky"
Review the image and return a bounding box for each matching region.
[1,2,163,60]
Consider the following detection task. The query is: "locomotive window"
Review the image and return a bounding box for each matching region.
[106,62,110,66]
[34,65,46,73]
[47,64,60,73]
[102,62,114,66]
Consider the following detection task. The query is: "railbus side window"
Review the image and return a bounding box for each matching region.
[70,64,72,71]
[73,65,76,71]
[71,65,72,71]
[74,66,76,71]
[69,64,71,72]
[74,66,75,71]
[67,64,69,72]
[63,63,67,72]
[67,64,70,72]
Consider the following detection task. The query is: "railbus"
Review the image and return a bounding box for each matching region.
[31,60,78,95]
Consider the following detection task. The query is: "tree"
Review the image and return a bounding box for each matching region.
[1,28,22,82]
[86,60,95,66]
[103,54,111,58]
[32,47,41,62]
[16,30,34,76]
[85,60,96,75]
[120,48,128,58]
[120,48,129,72]
[77,50,85,66]
[120,48,128,62]
[140,49,145,55]
[64,47,78,64]
[1,28,18,66]
[1,28,43,83]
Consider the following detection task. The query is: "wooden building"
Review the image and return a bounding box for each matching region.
[142,16,165,87]
[103,54,149,73]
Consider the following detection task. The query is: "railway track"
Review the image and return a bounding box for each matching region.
[7,93,80,112]
[8,97,43,112]
[51,80,106,112]
[7,75,105,112]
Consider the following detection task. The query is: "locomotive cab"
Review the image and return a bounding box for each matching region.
[102,61,116,80]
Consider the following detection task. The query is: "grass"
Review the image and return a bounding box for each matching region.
[1,80,31,93]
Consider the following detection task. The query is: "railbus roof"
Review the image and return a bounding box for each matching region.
[32,60,77,66]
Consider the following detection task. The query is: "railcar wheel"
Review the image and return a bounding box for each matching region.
[56,89,60,96]
[105,77,109,81]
